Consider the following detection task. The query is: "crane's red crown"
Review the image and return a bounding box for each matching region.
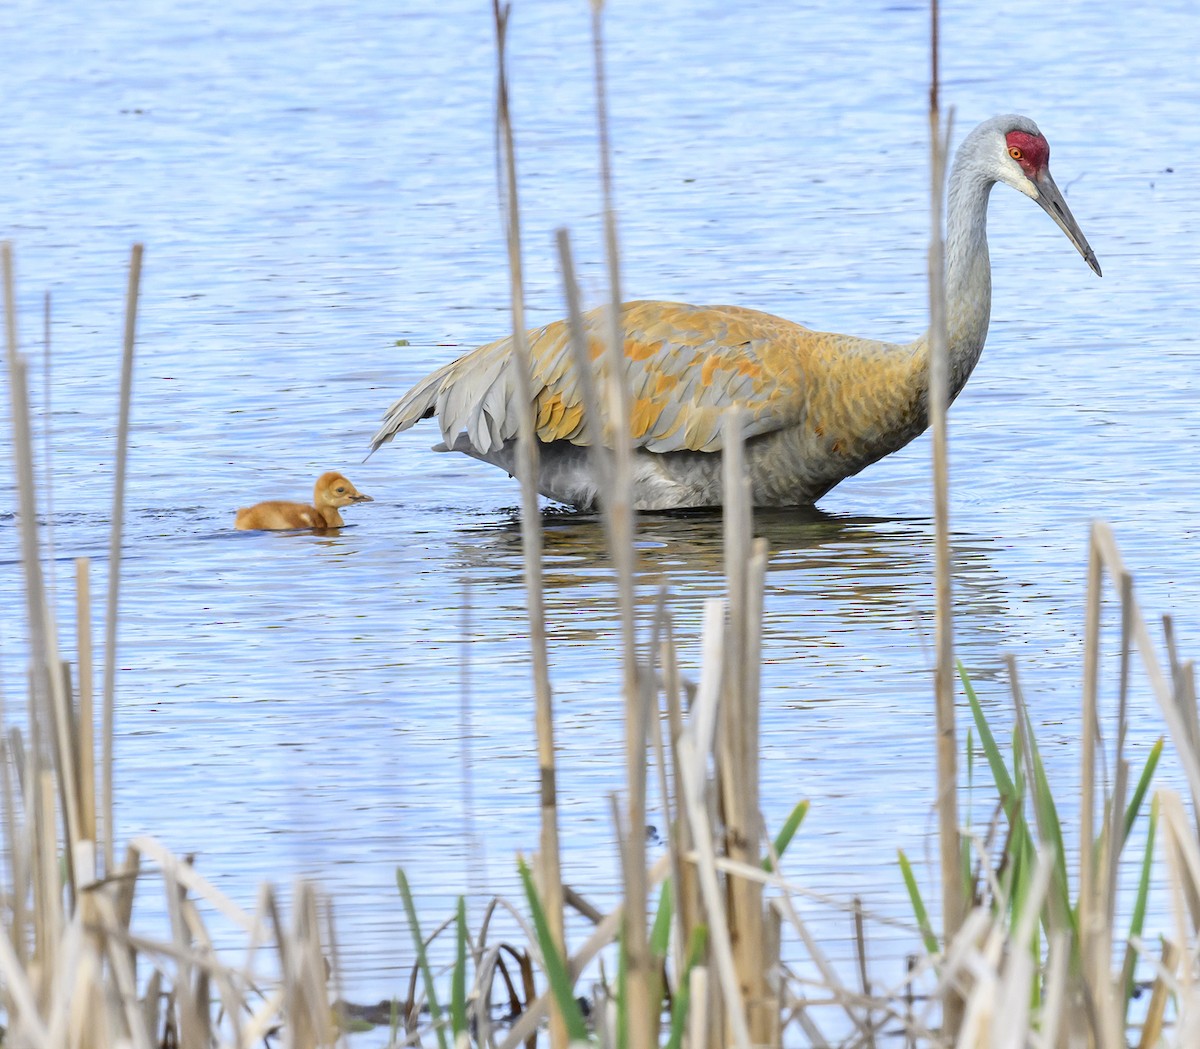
[1005,129,1049,178]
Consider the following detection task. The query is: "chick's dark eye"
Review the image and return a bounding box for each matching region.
[1008,146,1023,161]
[336,487,345,493]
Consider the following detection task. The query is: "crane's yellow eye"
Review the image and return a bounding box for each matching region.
[1008,146,1023,161]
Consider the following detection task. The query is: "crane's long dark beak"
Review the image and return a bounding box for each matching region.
[1033,168,1102,277]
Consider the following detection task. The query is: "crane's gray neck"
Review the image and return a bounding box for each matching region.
[938,154,996,399]
[908,149,996,402]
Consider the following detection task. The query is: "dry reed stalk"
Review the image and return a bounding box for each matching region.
[75,558,97,844]
[677,599,755,1049]
[1160,789,1200,1037]
[1089,523,1200,798]
[3,243,84,904]
[658,607,703,982]
[1,735,29,971]
[1135,937,1179,1049]
[1080,510,1104,1033]
[584,5,653,1044]
[924,6,964,1037]
[688,965,711,1049]
[101,242,143,877]
[988,848,1054,1049]
[40,293,56,595]
[852,899,876,1049]
[717,409,775,1046]
[488,11,566,1048]
[34,768,61,1004]
[1037,929,1071,1049]
[555,229,610,494]
[1162,616,1200,835]
[0,926,52,1047]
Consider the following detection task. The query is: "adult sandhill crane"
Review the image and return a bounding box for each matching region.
[370,114,1100,510]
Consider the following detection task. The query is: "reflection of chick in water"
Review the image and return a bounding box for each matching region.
[235,472,373,531]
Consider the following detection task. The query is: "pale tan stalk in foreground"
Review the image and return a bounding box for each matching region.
[926,2,964,1037]
[490,7,566,1049]
[583,5,655,1046]
[102,242,143,875]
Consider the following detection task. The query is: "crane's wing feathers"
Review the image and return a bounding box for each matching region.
[371,300,810,455]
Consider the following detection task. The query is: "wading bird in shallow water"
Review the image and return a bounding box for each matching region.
[235,472,373,531]
[370,114,1100,511]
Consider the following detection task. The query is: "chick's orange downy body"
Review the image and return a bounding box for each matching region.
[234,472,373,531]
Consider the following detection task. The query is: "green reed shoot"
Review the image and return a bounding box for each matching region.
[897,850,940,957]
[764,799,809,874]
[453,896,469,1044]
[398,867,450,1049]
[517,855,590,1044]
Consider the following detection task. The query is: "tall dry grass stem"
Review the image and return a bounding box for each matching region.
[584,6,655,1045]
[4,242,85,904]
[489,7,566,1048]
[718,411,774,1045]
[925,2,964,1037]
[76,558,97,844]
[101,241,143,876]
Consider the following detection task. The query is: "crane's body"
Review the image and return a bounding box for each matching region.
[371,115,1100,510]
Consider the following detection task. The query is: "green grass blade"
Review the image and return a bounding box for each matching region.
[650,882,673,958]
[1122,794,1158,1024]
[898,849,940,956]
[764,799,810,872]
[1024,722,1075,934]
[617,927,629,1049]
[960,663,1018,801]
[966,725,975,833]
[517,856,590,1044]
[1122,737,1163,848]
[452,896,468,1040]
[397,868,450,1049]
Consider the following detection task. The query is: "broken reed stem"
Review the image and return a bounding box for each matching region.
[718,410,773,1045]
[679,599,752,1049]
[1090,522,1200,800]
[101,242,142,877]
[489,8,566,1048]
[926,5,964,1037]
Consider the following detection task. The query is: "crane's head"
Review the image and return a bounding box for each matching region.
[973,114,1102,277]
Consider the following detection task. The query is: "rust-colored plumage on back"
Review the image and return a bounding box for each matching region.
[372,298,923,508]
[234,471,374,531]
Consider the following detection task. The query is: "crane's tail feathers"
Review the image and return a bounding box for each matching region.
[368,339,519,457]
[369,367,447,453]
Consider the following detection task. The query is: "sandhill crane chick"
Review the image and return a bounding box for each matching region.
[235,472,373,531]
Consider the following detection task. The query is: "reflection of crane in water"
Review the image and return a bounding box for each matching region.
[446,509,1007,650]
[372,115,1100,510]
